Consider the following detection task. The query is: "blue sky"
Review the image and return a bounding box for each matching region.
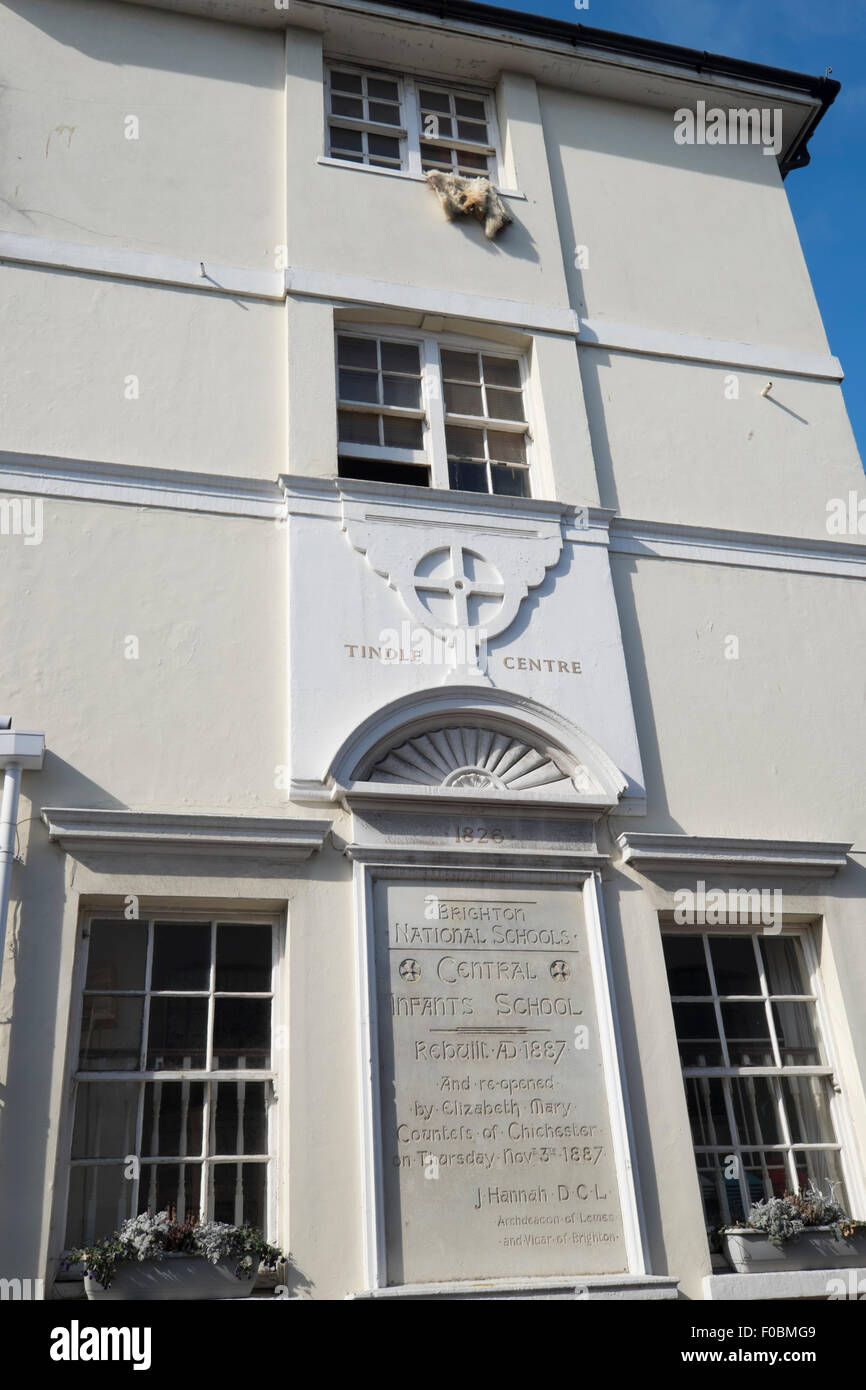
[487,0,866,465]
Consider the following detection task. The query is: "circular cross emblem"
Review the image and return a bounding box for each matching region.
[399,958,421,983]
[413,546,505,632]
[550,959,571,982]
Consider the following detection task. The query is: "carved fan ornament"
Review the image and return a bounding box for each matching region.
[367,725,597,794]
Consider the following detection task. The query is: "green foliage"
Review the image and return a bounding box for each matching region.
[63,1208,285,1291]
[728,1181,865,1248]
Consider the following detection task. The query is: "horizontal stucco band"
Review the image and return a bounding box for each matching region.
[0,232,843,379]
[4,452,866,582]
[40,808,332,860]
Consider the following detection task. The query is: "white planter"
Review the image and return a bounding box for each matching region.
[84,1253,260,1301]
[723,1226,866,1275]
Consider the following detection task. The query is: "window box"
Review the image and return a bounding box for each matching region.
[83,1252,261,1302]
[722,1226,866,1274]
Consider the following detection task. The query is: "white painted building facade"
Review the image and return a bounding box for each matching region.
[1,0,864,1301]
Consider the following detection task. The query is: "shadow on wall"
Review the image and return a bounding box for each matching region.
[539,85,785,324]
[6,0,286,86]
[597,869,678,1281]
[606,555,682,835]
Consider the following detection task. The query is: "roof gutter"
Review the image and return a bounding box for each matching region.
[362,0,841,175]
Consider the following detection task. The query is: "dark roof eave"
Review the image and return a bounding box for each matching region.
[361,0,841,175]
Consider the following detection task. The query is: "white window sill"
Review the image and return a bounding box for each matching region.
[703,1267,866,1300]
[316,156,525,200]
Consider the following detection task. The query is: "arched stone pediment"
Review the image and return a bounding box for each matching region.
[326,687,629,810]
[369,725,576,793]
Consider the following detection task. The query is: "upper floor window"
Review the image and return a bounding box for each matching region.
[336,329,532,497]
[662,930,854,1241]
[325,63,501,184]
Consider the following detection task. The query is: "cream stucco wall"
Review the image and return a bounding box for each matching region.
[1,0,864,1304]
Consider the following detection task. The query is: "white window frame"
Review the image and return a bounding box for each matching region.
[323,60,504,187]
[335,325,535,496]
[662,924,865,1230]
[56,908,282,1256]
[324,62,408,172]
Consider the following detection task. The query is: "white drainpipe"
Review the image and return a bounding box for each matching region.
[0,720,46,1000]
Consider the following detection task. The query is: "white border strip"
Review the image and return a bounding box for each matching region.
[0,451,284,520]
[0,230,844,377]
[611,519,866,580]
[578,317,843,380]
[0,230,282,301]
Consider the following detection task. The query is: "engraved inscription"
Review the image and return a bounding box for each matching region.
[374,881,627,1286]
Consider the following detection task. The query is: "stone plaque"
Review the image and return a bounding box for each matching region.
[373,879,628,1285]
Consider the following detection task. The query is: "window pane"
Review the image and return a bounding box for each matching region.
[382,416,423,450]
[761,936,810,995]
[339,368,379,404]
[368,133,400,160]
[444,381,484,415]
[491,465,529,497]
[338,458,430,487]
[485,387,524,422]
[421,147,453,172]
[213,999,271,1070]
[382,374,421,409]
[446,426,485,460]
[210,1162,267,1229]
[215,924,272,993]
[85,921,147,991]
[710,937,761,996]
[671,1003,723,1066]
[457,119,488,143]
[139,1162,202,1222]
[458,152,489,173]
[741,1150,788,1204]
[380,341,420,374]
[338,410,380,445]
[697,1154,740,1227]
[146,998,208,1070]
[426,114,453,139]
[441,349,480,382]
[455,96,486,120]
[72,1082,140,1158]
[720,1001,773,1066]
[792,1149,848,1209]
[329,126,363,155]
[212,1081,268,1155]
[482,355,522,388]
[369,101,400,126]
[367,77,399,101]
[772,1001,824,1065]
[420,89,451,114]
[448,459,488,493]
[142,1081,205,1157]
[338,335,378,370]
[685,1076,732,1147]
[65,1164,134,1248]
[663,935,711,995]
[487,431,526,465]
[330,71,362,95]
[331,93,363,119]
[79,997,144,1071]
[730,1076,782,1145]
[151,923,211,992]
[781,1076,837,1144]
